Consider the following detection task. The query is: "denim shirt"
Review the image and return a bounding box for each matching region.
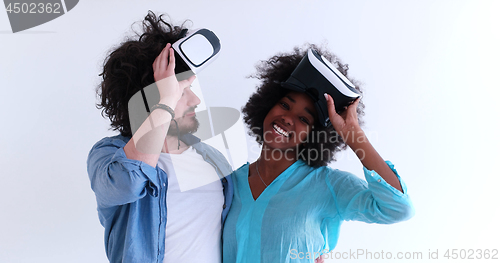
[87,134,234,263]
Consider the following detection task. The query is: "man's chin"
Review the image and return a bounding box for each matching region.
[167,117,199,136]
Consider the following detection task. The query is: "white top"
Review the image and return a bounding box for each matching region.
[158,147,224,263]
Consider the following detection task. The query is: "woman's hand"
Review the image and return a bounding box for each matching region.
[152,43,196,108]
[325,94,403,192]
[324,94,363,146]
[315,254,325,263]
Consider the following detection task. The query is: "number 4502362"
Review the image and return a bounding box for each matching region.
[5,2,62,14]
[444,249,498,260]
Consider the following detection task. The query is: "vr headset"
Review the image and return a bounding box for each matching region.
[172,28,221,77]
[281,49,361,127]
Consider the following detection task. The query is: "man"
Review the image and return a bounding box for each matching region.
[87,12,233,263]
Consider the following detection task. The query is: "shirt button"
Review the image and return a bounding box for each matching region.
[163,183,166,187]
[222,178,227,183]
[377,179,381,182]
[223,204,226,209]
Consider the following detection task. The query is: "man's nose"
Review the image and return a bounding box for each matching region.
[186,88,201,106]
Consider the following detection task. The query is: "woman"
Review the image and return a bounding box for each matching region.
[222,46,414,263]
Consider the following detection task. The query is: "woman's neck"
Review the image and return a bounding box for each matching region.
[258,146,297,180]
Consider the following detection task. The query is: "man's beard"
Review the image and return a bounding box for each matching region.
[167,115,199,136]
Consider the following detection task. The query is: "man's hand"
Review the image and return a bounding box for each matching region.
[315,254,325,263]
[153,43,196,108]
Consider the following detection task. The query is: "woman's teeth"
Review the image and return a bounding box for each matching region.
[273,124,289,137]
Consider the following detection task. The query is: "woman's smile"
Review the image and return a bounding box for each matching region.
[272,122,290,138]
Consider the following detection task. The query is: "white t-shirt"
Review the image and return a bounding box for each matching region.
[158,147,224,263]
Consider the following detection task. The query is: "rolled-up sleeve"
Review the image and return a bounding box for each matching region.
[87,137,160,208]
[330,161,414,224]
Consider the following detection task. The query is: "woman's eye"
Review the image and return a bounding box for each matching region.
[300,117,310,124]
[280,102,289,109]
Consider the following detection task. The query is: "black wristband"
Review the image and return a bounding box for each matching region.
[150,104,175,119]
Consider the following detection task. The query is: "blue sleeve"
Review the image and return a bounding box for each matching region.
[87,137,160,208]
[327,161,415,224]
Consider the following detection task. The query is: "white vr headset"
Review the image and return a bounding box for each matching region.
[172,28,221,75]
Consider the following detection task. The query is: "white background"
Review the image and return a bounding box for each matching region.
[1,0,499,262]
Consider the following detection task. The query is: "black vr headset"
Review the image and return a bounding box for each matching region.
[281,49,361,127]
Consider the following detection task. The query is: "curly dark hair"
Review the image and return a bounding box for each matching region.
[96,11,191,137]
[242,44,365,167]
